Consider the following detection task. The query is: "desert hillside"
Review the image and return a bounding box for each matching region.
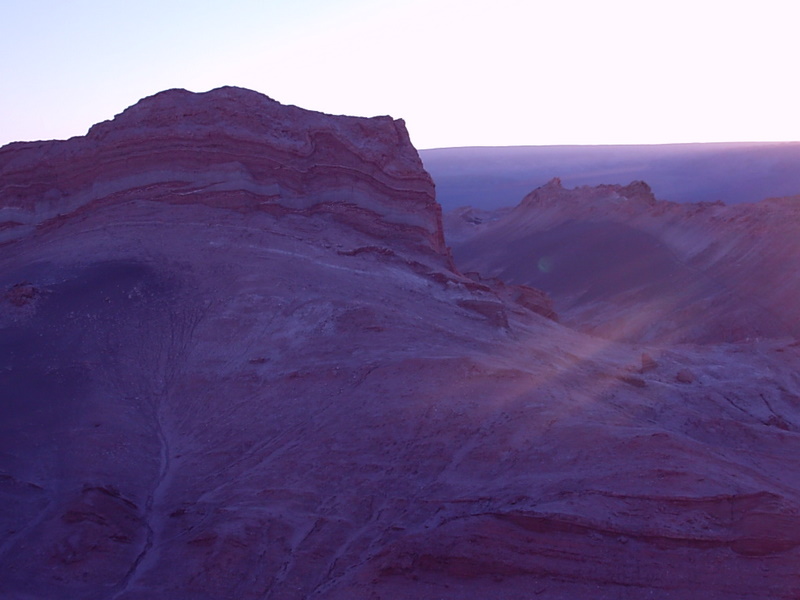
[3,89,800,599]
[446,178,800,344]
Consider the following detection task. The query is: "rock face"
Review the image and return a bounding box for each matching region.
[3,89,800,600]
[447,177,800,343]
[0,86,446,256]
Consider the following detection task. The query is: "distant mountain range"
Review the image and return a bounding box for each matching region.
[421,142,800,210]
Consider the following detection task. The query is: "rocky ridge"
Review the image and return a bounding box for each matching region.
[0,86,445,257]
[447,177,800,343]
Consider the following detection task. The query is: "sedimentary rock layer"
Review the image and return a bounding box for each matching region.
[0,86,446,256]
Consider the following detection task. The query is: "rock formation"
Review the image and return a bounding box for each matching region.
[0,86,445,257]
[3,88,800,600]
[447,177,800,343]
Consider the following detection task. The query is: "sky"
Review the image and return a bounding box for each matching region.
[1,0,798,149]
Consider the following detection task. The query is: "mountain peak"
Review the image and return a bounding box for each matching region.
[544,176,563,189]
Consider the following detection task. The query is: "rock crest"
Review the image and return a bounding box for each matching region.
[0,86,446,256]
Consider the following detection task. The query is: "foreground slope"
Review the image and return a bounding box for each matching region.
[3,89,800,599]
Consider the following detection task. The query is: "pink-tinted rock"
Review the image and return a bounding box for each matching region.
[0,86,446,258]
[4,282,39,307]
[640,352,658,372]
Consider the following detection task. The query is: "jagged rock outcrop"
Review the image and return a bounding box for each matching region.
[3,90,800,600]
[448,177,800,343]
[519,177,658,213]
[462,271,558,322]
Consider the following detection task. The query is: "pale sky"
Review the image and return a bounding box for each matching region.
[1,0,797,149]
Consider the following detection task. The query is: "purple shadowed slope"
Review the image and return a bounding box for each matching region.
[447,177,800,344]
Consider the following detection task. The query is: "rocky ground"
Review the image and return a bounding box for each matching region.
[2,88,800,599]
